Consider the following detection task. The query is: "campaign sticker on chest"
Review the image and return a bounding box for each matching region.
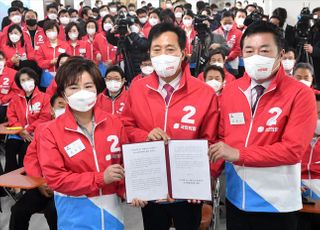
[64,139,85,158]
[229,112,245,125]
[1,89,9,95]
[58,48,66,53]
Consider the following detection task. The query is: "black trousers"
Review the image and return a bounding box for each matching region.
[141,201,202,230]
[298,212,320,230]
[226,199,299,230]
[5,139,30,173]
[9,188,57,230]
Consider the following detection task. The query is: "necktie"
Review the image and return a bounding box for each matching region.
[163,83,175,105]
[252,85,265,114]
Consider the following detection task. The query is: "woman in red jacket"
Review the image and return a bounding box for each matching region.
[82,19,99,61]
[36,21,71,74]
[65,22,87,57]
[96,65,127,115]
[38,57,126,230]
[1,24,33,69]
[5,67,51,172]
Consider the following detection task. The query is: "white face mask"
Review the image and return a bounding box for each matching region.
[183,19,193,27]
[130,25,140,33]
[9,33,21,43]
[47,13,58,20]
[166,3,172,9]
[281,59,295,71]
[244,55,277,81]
[149,18,159,26]
[210,62,224,68]
[175,12,183,19]
[100,11,109,18]
[0,61,5,74]
[46,31,58,40]
[87,28,96,36]
[151,54,181,78]
[315,119,320,135]
[128,11,136,16]
[222,24,233,31]
[68,32,79,41]
[60,17,70,25]
[106,80,122,93]
[54,108,65,118]
[110,7,117,13]
[235,18,245,27]
[21,80,35,92]
[70,17,78,22]
[11,15,22,24]
[299,80,312,87]
[67,90,97,112]
[206,79,222,92]
[103,23,113,31]
[139,17,148,24]
[141,66,154,75]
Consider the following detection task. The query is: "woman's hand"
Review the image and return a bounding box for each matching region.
[103,164,125,184]
[19,129,33,142]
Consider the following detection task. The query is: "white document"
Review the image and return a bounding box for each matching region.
[168,140,212,201]
[123,141,168,203]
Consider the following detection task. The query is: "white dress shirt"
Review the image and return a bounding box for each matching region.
[158,72,182,100]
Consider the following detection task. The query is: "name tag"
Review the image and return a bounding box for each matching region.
[229,112,245,125]
[1,89,9,94]
[79,48,86,54]
[58,48,66,53]
[64,139,85,158]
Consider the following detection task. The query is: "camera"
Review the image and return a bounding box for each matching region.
[296,7,318,39]
[115,11,135,37]
[194,15,212,41]
[244,12,263,26]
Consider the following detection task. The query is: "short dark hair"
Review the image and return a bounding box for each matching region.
[8,6,20,16]
[221,10,234,19]
[148,8,161,18]
[68,8,78,15]
[58,9,69,17]
[46,3,58,12]
[235,9,247,17]
[50,93,61,107]
[85,18,98,31]
[184,9,194,18]
[140,52,151,62]
[81,6,92,17]
[102,15,115,30]
[204,65,225,81]
[56,53,71,69]
[25,9,38,18]
[160,9,175,23]
[7,24,24,47]
[269,15,281,23]
[55,57,105,96]
[65,22,81,40]
[11,0,23,8]
[148,22,186,50]
[43,20,60,33]
[284,47,296,59]
[14,67,39,89]
[209,48,226,60]
[240,21,284,52]
[312,7,320,14]
[128,3,136,9]
[136,8,147,16]
[184,3,192,10]
[174,5,184,12]
[272,7,287,27]
[105,65,125,79]
[293,62,314,76]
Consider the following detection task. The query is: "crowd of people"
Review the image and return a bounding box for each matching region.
[0,0,319,230]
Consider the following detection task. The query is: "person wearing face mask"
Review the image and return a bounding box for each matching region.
[68,8,80,24]
[5,67,51,173]
[36,21,71,75]
[10,93,66,230]
[57,9,70,41]
[174,5,184,27]
[182,10,196,58]
[65,22,87,57]
[122,23,219,230]
[208,22,317,230]
[0,6,24,45]
[22,10,46,53]
[38,3,59,28]
[97,5,110,33]
[1,1,24,31]
[82,19,98,61]
[293,63,320,95]
[141,9,161,38]
[131,53,153,85]
[96,66,127,115]
[106,18,148,83]
[197,49,236,85]
[108,2,118,17]
[128,3,136,16]
[282,48,296,76]
[38,57,127,230]
[2,24,34,69]
[214,11,242,77]
[137,8,149,29]
[0,51,21,123]
[204,65,225,96]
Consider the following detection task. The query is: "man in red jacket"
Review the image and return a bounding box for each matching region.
[122,23,219,230]
[209,22,317,230]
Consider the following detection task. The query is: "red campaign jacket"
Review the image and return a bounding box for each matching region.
[93,32,117,64]
[38,106,127,197]
[0,23,26,44]
[197,69,236,85]
[131,74,143,85]
[1,41,34,68]
[142,22,152,38]
[96,88,128,115]
[22,26,46,52]
[183,27,196,55]
[58,24,66,41]
[302,137,320,180]
[219,66,317,167]
[45,80,57,96]
[36,39,71,72]
[121,64,219,144]
[0,66,21,105]
[68,40,87,57]
[7,87,52,133]
[82,34,97,61]
[24,121,53,177]
[213,24,242,61]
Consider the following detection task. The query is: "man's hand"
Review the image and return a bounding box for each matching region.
[50,57,58,65]
[11,54,20,65]
[147,128,170,143]
[96,53,102,61]
[103,164,125,184]
[304,44,313,54]
[131,198,148,208]
[209,43,221,50]
[208,141,240,162]
[38,184,53,198]
[19,129,33,142]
